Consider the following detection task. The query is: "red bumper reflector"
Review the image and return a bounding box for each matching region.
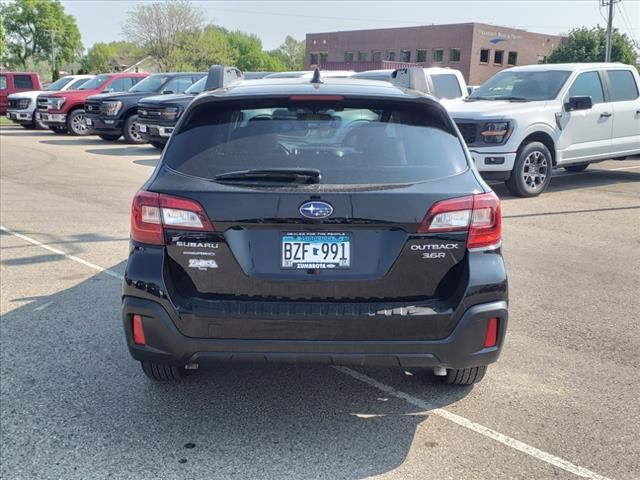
[484,317,498,348]
[132,314,146,345]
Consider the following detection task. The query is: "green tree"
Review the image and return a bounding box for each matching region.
[277,35,304,70]
[1,0,83,73]
[81,41,143,74]
[547,26,637,65]
[121,0,203,71]
[0,20,5,61]
[168,26,235,71]
[226,30,286,72]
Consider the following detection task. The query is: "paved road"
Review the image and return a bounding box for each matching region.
[1,125,639,480]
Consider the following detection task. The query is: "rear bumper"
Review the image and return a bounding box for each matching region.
[122,296,508,369]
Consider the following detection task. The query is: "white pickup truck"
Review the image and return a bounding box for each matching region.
[447,63,640,197]
[6,75,93,129]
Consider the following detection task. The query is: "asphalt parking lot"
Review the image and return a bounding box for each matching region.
[1,124,638,480]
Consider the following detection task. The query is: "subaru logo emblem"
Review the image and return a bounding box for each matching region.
[299,201,333,219]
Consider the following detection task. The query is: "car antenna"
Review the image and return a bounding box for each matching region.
[310,68,323,84]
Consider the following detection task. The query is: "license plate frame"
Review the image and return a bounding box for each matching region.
[85,118,93,126]
[138,124,147,133]
[281,232,351,270]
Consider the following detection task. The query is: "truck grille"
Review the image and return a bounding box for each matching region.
[455,122,477,145]
[37,97,51,113]
[137,106,164,122]
[8,99,19,109]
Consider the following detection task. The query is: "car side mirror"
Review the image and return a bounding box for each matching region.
[103,88,114,93]
[565,96,592,112]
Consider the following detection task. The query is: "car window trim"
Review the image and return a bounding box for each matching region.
[567,70,607,105]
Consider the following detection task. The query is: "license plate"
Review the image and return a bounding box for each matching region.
[281,233,351,269]
[85,118,93,126]
[138,124,147,133]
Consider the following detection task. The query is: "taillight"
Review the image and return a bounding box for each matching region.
[131,191,214,245]
[484,317,499,348]
[417,192,501,249]
[132,314,146,345]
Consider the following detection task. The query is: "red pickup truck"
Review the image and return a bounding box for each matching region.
[36,72,148,135]
[0,72,42,115]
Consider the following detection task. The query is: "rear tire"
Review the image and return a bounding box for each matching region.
[150,141,165,150]
[141,362,186,381]
[123,114,144,144]
[99,134,121,141]
[443,366,487,385]
[505,141,553,197]
[564,164,589,173]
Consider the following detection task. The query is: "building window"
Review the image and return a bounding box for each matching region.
[508,51,518,65]
[358,51,368,62]
[400,50,411,62]
[387,51,396,61]
[494,50,504,65]
[320,52,328,64]
[310,53,319,65]
[416,49,427,63]
[480,49,490,63]
[344,51,354,62]
[432,49,444,62]
[450,48,461,62]
[372,51,382,62]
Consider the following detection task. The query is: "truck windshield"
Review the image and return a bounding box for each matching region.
[45,77,74,91]
[469,70,571,101]
[166,101,467,186]
[185,77,206,94]
[78,75,110,90]
[129,74,172,93]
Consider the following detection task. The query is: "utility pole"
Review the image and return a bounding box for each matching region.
[47,29,57,79]
[601,0,619,62]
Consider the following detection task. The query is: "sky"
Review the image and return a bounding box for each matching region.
[61,0,640,52]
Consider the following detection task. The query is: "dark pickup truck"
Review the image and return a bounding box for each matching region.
[85,72,205,143]
[136,76,206,149]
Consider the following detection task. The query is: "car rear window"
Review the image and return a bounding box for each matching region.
[165,100,468,186]
[14,75,34,89]
[431,74,462,99]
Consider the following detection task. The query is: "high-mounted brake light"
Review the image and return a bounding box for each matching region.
[131,191,214,245]
[417,192,501,249]
[288,95,345,101]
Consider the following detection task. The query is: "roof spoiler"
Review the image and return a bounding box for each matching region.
[390,67,428,92]
[205,65,243,91]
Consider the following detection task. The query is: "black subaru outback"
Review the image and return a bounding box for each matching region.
[123,66,508,385]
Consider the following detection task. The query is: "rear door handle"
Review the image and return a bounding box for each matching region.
[600,112,612,118]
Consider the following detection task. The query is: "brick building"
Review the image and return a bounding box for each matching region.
[305,23,565,85]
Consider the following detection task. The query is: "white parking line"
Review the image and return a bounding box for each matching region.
[0,225,615,480]
[0,226,124,280]
[335,367,613,480]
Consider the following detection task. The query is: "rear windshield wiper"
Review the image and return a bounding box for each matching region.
[215,168,321,185]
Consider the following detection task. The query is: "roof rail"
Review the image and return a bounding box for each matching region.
[390,67,428,93]
[205,65,243,91]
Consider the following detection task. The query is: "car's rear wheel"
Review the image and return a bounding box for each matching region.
[564,164,589,173]
[505,141,553,197]
[150,141,165,150]
[99,134,121,141]
[443,366,487,385]
[49,126,68,135]
[67,109,89,136]
[123,114,144,144]
[141,362,186,381]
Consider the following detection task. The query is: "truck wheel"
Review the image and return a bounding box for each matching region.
[564,164,589,172]
[505,141,553,197]
[99,134,121,141]
[67,109,89,136]
[141,361,186,381]
[49,126,68,135]
[150,141,165,150]
[443,366,487,385]
[35,117,48,130]
[123,114,144,144]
